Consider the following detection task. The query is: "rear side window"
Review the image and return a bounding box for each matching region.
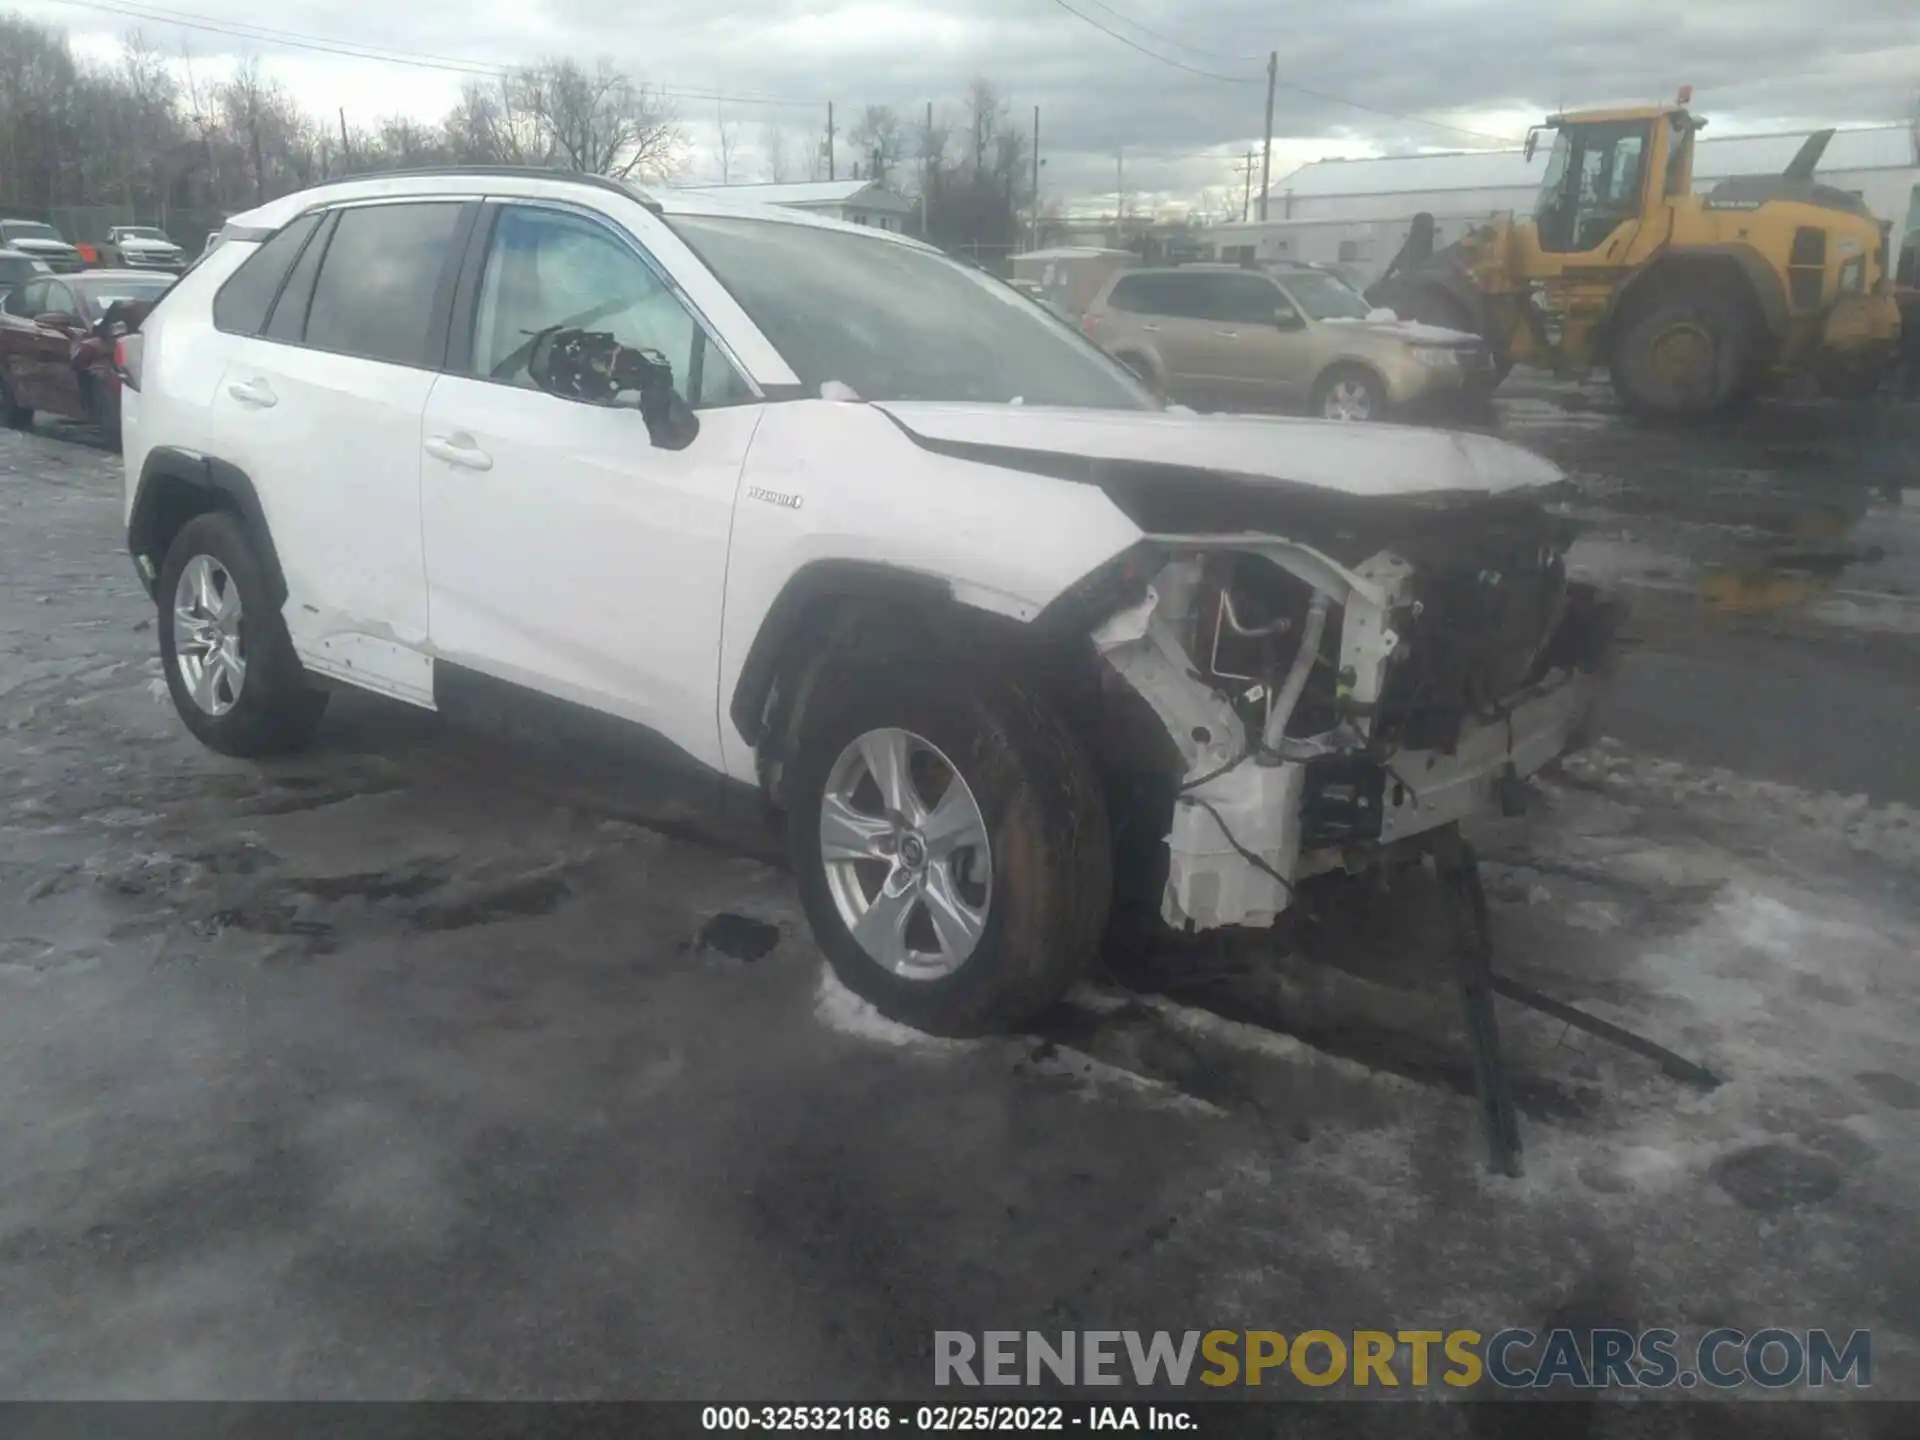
[304,202,464,368]
[264,212,335,343]
[1197,272,1283,324]
[1107,273,1175,315]
[213,212,323,336]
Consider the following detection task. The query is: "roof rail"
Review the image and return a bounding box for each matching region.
[319,165,663,214]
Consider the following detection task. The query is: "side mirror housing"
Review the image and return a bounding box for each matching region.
[1273,308,1306,330]
[35,313,80,333]
[525,326,700,451]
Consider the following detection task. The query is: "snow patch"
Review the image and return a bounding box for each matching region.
[811,964,975,1052]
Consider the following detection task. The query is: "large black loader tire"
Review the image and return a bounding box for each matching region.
[157,511,329,757]
[1610,285,1756,418]
[787,662,1111,1036]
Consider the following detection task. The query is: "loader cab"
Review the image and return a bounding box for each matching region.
[1531,117,1652,253]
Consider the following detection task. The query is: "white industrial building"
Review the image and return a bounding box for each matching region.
[1204,123,1920,285]
[671,178,916,232]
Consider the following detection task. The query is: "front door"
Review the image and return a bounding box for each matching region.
[1529,121,1651,263]
[421,201,761,775]
[1194,270,1313,411]
[23,279,84,414]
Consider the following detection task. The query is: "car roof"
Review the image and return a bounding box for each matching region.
[69,269,173,284]
[221,166,943,256]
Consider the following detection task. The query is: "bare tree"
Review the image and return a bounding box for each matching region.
[716,103,739,185]
[759,118,791,182]
[510,58,683,181]
[849,103,905,186]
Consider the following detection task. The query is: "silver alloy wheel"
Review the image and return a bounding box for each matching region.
[172,554,247,717]
[819,727,993,981]
[1322,378,1376,421]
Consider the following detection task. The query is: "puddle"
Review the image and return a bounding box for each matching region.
[691,912,783,962]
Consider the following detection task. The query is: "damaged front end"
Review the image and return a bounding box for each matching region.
[1087,505,1620,932]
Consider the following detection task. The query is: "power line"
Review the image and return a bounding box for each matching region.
[34,0,822,108]
[1039,0,1519,145]
[1039,0,1266,84]
[1066,0,1266,63]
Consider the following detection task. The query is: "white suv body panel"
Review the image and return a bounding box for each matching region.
[128,168,1609,938]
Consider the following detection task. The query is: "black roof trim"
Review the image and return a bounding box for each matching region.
[315,166,663,214]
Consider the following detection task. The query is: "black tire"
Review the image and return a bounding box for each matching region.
[788,663,1111,1036]
[1610,286,1754,417]
[0,371,30,429]
[1310,364,1388,422]
[158,511,328,757]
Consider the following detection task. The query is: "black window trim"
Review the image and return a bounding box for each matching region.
[446,196,762,408]
[251,197,480,372]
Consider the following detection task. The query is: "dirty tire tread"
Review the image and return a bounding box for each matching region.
[158,511,328,758]
[788,663,1112,1036]
[1611,287,1753,417]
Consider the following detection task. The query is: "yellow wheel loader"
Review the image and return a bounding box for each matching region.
[1368,101,1902,416]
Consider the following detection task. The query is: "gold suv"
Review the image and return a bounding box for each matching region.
[1083,262,1493,421]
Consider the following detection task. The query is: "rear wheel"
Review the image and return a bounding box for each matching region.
[0,372,30,429]
[158,511,328,757]
[1610,286,1755,417]
[788,663,1111,1036]
[1311,365,1387,422]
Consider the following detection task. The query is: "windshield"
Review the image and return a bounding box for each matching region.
[668,214,1156,409]
[2,221,62,243]
[1275,270,1372,321]
[118,227,170,242]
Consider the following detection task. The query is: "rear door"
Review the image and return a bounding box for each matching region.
[209,198,476,706]
[1,279,47,404]
[419,199,761,774]
[1107,273,1239,409]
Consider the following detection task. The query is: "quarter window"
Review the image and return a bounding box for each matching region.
[303,202,464,368]
[212,211,322,336]
[470,205,749,408]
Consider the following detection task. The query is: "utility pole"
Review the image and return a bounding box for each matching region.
[826,101,835,181]
[1236,149,1256,222]
[338,107,351,169]
[1030,105,1040,250]
[922,100,933,238]
[1115,147,1125,234]
[1258,50,1276,221]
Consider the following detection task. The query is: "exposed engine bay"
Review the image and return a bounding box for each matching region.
[1088,515,1620,932]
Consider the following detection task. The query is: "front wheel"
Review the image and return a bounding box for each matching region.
[1312,365,1387,422]
[787,665,1111,1036]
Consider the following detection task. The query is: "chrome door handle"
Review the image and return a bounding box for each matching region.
[226,378,276,408]
[1140,323,1162,331]
[424,433,493,471]
[1215,330,1241,338]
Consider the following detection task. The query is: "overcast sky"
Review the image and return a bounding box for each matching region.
[31,0,1920,213]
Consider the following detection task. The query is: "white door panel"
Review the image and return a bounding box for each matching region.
[211,340,436,705]
[421,375,759,772]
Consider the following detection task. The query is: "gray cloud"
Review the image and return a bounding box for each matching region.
[31,0,1920,207]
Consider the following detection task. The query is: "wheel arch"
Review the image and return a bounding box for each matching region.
[1310,357,1392,413]
[1609,246,1785,343]
[128,447,286,605]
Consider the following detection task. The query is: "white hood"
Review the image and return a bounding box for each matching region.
[874,402,1564,499]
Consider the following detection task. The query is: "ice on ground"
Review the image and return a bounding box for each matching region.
[811,964,974,1053]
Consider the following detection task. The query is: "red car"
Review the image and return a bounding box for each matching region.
[0,268,173,440]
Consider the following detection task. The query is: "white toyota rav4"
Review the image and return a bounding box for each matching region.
[120,168,1618,1035]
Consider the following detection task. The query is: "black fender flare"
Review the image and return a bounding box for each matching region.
[728,560,953,747]
[127,446,286,604]
[1610,244,1788,341]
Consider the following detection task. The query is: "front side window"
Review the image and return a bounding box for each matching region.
[671,214,1155,408]
[1275,271,1372,321]
[4,279,41,316]
[1535,122,1651,253]
[471,205,749,408]
[304,202,464,367]
[40,282,78,318]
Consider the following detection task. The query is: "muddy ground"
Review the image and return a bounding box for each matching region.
[0,385,1916,1417]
